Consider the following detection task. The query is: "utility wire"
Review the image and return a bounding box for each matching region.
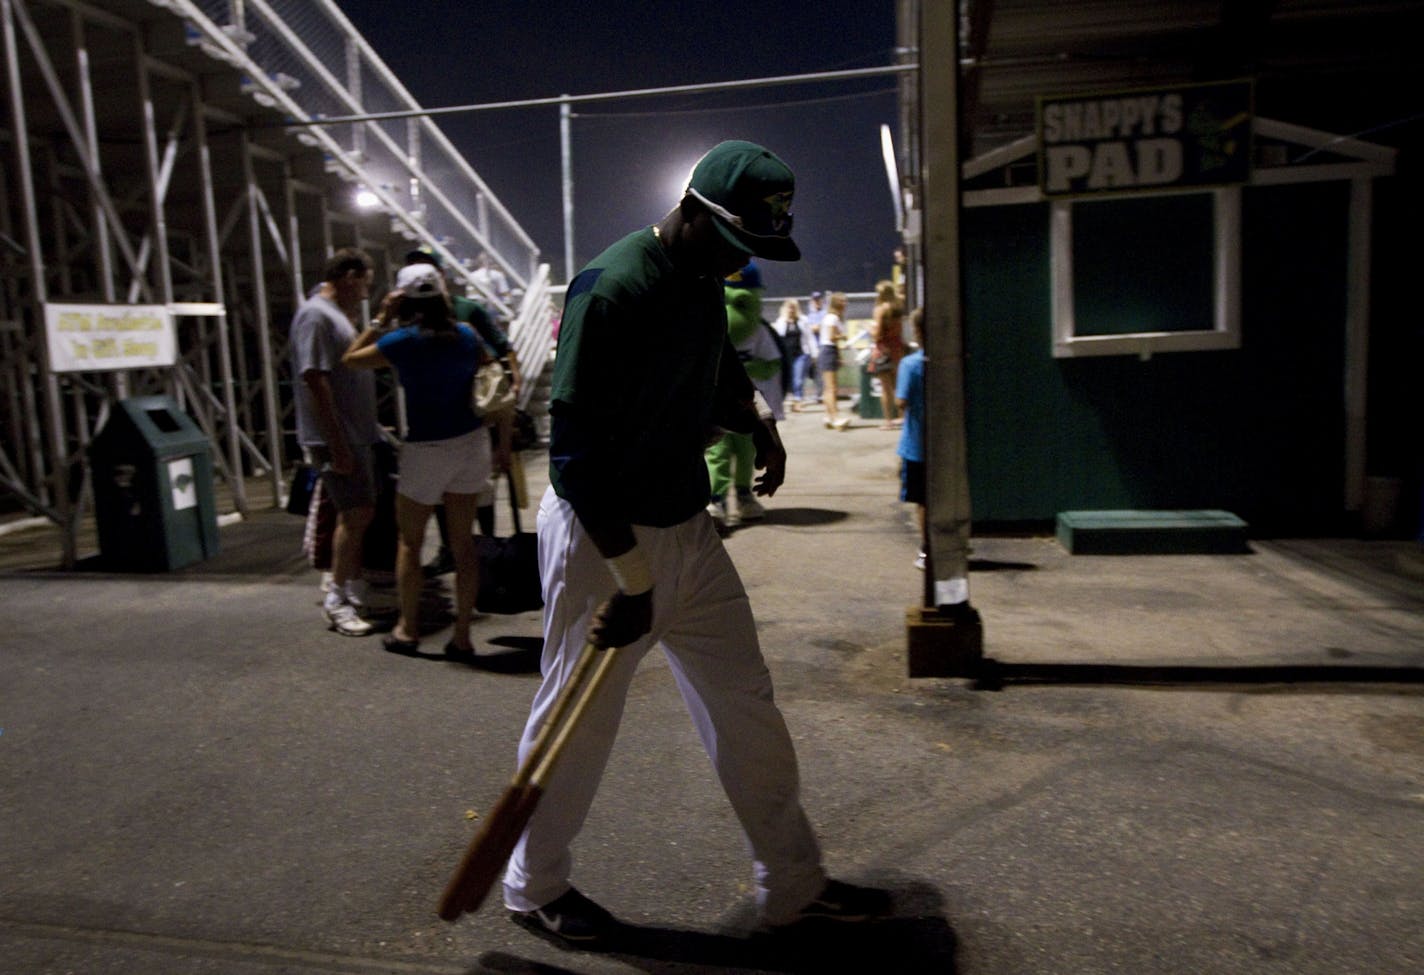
[275,64,916,128]
[573,86,896,120]
[1294,109,1424,161]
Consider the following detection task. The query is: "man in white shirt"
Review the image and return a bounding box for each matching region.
[470,251,513,310]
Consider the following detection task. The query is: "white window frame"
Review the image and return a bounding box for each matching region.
[1050,187,1242,359]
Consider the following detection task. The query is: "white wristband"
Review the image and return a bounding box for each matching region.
[606,546,654,595]
[752,389,776,424]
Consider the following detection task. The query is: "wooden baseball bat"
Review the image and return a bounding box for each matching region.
[438,641,619,921]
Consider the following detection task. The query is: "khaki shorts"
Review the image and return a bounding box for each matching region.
[397,428,492,506]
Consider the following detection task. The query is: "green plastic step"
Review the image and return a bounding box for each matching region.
[1057,509,1250,555]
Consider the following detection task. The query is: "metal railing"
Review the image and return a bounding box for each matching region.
[509,264,558,413]
[163,0,559,427]
[169,0,545,312]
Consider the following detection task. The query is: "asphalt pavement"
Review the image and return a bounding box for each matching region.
[2,404,1422,974]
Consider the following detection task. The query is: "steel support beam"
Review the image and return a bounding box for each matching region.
[3,0,74,565]
[194,84,247,514]
[71,11,118,314]
[907,0,983,677]
[11,0,149,302]
[1343,177,1373,516]
[241,130,285,504]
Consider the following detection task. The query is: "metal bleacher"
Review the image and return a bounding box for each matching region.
[1,0,559,565]
[173,0,554,349]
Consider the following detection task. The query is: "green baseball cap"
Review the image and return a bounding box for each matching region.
[685,141,800,262]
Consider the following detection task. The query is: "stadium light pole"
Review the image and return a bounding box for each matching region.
[560,96,575,282]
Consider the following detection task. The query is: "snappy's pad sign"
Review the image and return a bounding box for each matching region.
[1038,80,1252,198]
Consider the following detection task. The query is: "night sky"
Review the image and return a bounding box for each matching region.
[332,0,903,296]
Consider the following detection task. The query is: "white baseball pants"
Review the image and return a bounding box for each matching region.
[502,487,825,923]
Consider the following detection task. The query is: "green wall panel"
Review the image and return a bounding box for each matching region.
[961,183,1349,533]
[1073,193,1215,336]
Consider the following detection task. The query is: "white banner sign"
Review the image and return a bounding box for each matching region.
[44,303,176,372]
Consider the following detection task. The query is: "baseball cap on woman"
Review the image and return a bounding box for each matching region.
[395,263,444,298]
[685,141,800,262]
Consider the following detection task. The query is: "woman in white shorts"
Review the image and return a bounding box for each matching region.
[344,263,511,658]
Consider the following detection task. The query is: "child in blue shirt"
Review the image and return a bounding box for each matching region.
[895,309,926,568]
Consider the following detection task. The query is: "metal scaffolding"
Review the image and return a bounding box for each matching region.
[0,0,557,566]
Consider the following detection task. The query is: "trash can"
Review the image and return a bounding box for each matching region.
[89,395,220,571]
[858,367,885,420]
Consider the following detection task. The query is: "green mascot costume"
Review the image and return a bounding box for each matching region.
[706,261,782,529]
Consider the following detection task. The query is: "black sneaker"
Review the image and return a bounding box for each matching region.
[783,879,893,925]
[381,633,420,657]
[511,887,620,947]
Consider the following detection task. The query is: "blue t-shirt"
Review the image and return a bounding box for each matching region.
[895,349,925,463]
[376,323,484,442]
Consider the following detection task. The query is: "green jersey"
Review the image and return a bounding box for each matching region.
[452,293,510,359]
[550,227,752,527]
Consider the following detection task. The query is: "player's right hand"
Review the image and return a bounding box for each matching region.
[751,420,786,496]
[589,589,653,649]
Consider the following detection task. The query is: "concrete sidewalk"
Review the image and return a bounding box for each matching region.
[2,408,1422,974]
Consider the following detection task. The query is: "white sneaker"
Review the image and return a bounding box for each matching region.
[324,598,373,637]
[914,550,926,570]
[737,493,765,521]
[706,498,730,530]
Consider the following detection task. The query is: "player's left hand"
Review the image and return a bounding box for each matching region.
[751,419,786,497]
[589,589,653,649]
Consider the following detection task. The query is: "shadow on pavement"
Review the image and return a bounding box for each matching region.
[470,951,583,974]
[757,507,849,528]
[973,659,1424,691]
[615,914,957,974]
[480,916,958,975]
[479,882,957,975]
[968,557,1039,572]
[470,635,544,674]
[380,633,542,674]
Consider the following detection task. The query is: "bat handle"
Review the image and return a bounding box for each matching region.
[530,646,621,787]
[437,640,619,922]
[514,640,600,786]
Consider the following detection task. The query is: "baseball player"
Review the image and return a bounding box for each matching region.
[500,141,891,947]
